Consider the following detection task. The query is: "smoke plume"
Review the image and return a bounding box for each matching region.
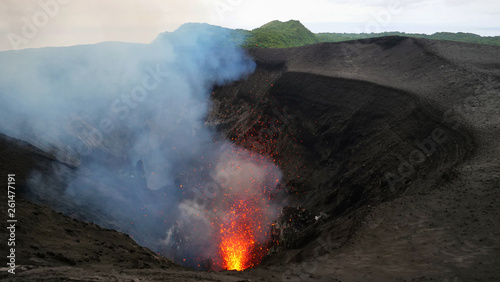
[0,23,283,270]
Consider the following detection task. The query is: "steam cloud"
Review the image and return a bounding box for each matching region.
[0,24,283,269]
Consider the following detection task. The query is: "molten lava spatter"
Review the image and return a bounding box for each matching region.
[220,225,253,270]
[174,145,281,271]
[219,197,268,271]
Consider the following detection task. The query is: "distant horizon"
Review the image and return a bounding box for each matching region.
[1,19,500,53]
[223,20,500,37]
[302,22,500,37]
[2,0,500,51]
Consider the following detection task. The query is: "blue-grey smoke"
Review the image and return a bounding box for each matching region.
[0,24,283,270]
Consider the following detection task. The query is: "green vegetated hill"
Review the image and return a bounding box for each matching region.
[317,31,500,46]
[235,20,500,48]
[242,20,319,48]
[161,20,500,48]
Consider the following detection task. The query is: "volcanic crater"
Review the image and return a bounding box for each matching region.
[1,36,499,281]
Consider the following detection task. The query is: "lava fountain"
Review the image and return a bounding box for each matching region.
[212,146,282,271]
[170,143,283,271]
[219,196,269,270]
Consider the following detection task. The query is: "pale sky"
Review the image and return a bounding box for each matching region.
[1,0,499,51]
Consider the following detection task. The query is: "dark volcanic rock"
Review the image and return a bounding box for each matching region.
[1,37,500,281]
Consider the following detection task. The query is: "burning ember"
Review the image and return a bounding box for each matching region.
[210,148,280,271]
[219,197,268,270]
[169,144,282,271]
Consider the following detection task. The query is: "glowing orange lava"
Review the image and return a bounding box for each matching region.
[219,226,253,270]
[219,197,266,271]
